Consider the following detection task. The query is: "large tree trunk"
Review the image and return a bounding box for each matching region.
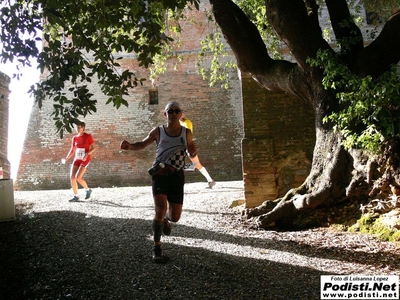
[247,135,400,228]
[247,127,353,227]
[209,0,400,229]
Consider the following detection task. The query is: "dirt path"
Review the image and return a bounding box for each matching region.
[1,181,399,299]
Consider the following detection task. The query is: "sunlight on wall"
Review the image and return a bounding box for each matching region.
[0,62,38,179]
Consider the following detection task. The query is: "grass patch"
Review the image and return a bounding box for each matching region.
[348,214,400,242]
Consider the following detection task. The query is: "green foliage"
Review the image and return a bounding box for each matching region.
[195,0,282,89]
[148,6,237,90]
[0,0,199,137]
[391,231,400,241]
[234,0,282,59]
[148,6,190,83]
[362,0,399,21]
[196,31,236,89]
[349,214,400,242]
[1,0,398,139]
[309,50,400,153]
[0,1,42,74]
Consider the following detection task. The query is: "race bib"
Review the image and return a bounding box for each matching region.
[75,148,86,159]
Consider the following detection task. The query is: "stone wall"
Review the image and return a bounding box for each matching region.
[0,71,11,179]
[241,73,316,208]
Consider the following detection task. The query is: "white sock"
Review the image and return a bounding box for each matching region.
[199,167,213,182]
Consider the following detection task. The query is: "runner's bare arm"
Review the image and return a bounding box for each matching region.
[186,128,197,158]
[64,137,76,161]
[120,127,159,151]
[83,143,96,161]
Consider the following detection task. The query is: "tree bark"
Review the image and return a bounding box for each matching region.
[254,127,353,227]
[208,0,400,229]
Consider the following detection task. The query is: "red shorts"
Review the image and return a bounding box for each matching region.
[73,157,91,168]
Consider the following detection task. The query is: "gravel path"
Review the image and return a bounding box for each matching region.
[1,180,399,299]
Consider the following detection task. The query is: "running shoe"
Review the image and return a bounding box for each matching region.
[152,245,169,263]
[208,181,216,188]
[69,196,79,202]
[85,189,92,199]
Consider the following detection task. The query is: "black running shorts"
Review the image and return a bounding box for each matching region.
[152,170,185,204]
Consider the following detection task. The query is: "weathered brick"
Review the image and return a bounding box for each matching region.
[8,2,316,211]
[0,71,11,179]
[241,73,315,208]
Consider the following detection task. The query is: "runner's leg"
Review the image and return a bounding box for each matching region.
[70,165,80,195]
[76,166,88,189]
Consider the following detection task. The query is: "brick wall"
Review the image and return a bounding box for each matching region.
[15,1,317,211]
[16,54,244,190]
[16,1,245,190]
[0,71,11,179]
[241,73,315,208]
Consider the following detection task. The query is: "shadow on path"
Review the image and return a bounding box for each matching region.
[1,208,399,300]
[0,211,325,300]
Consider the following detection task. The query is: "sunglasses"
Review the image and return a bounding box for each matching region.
[167,109,182,114]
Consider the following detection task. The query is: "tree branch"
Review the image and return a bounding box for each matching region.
[355,11,400,78]
[265,0,331,69]
[209,0,311,96]
[325,0,364,64]
[209,0,272,73]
